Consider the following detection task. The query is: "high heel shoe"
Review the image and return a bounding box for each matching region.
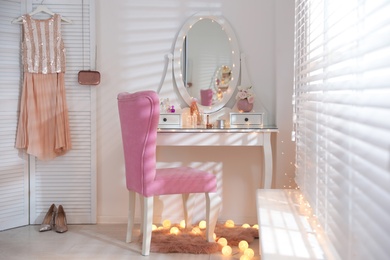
[39,204,57,232]
[54,205,68,233]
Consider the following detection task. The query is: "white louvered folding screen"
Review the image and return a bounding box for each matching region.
[294,0,390,259]
[28,0,96,225]
[0,0,96,230]
[0,0,29,231]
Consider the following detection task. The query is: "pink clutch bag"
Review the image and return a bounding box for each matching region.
[78,70,101,85]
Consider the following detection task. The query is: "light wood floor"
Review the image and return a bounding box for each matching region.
[0,224,260,259]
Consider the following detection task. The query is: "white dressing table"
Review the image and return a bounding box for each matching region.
[157,126,278,188]
[156,12,278,190]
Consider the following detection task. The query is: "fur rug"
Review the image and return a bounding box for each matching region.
[140,223,259,254]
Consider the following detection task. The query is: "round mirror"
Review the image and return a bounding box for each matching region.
[173,13,240,113]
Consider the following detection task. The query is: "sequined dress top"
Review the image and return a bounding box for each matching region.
[16,13,71,160]
[22,14,65,74]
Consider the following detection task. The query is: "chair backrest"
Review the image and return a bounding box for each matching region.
[117,91,160,196]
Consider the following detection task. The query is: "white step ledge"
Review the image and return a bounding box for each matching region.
[256,189,336,260]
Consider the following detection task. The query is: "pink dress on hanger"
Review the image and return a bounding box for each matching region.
[15,14,71,160]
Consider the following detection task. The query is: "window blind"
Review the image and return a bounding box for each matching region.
[293,0,390,259]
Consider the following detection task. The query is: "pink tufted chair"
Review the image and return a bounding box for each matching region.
[117,90,221,256]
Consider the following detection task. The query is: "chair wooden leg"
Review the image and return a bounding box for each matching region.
[141,196,154,256]
[182,193,193,229]
[139,195,144,234]
[205,192,221,242]
[126,191,136,243]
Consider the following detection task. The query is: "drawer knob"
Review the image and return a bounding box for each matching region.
[163,118,167,122]
[245,117,249,122]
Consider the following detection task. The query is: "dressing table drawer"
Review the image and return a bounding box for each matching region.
[159,113,181,128]
[230,113,263,126]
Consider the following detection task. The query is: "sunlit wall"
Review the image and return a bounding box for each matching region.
[96,0,295,224]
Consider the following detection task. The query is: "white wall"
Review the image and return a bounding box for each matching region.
[95,0,295,224]
[275,0,296,189]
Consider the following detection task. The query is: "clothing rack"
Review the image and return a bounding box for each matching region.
[12,5,72,24]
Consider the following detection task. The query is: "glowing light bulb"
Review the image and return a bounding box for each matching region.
[170,227,180,235]
[162,219,171,228]
[221,245,232,256]
[225,219,235,228]
[192,227,201,235]
[252,224,259,229]
[238,240,249,251]
[217,237,227,247]
[242,223,250,228]
[199,220,206,229]
[179,220,186,229]
[240,255,251,260]
[213,233,217,241]
[244,248,255,258]
[152,224,157,231]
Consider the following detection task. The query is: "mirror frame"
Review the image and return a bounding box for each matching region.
[173,12,240,113]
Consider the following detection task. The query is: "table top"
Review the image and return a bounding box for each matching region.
[157,126,278,133]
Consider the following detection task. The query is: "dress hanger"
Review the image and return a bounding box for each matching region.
[12,5,72,24]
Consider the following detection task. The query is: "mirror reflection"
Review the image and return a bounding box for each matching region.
[214,65,231,100]
[173,14,240,113]
[182,19,232,106]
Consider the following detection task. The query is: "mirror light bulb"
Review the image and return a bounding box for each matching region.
[152,224,157,231]
[240,255,251,260]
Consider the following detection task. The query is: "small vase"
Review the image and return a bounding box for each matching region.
[237,99,253,112]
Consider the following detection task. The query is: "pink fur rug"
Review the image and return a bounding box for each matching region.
[139,223,259,254]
